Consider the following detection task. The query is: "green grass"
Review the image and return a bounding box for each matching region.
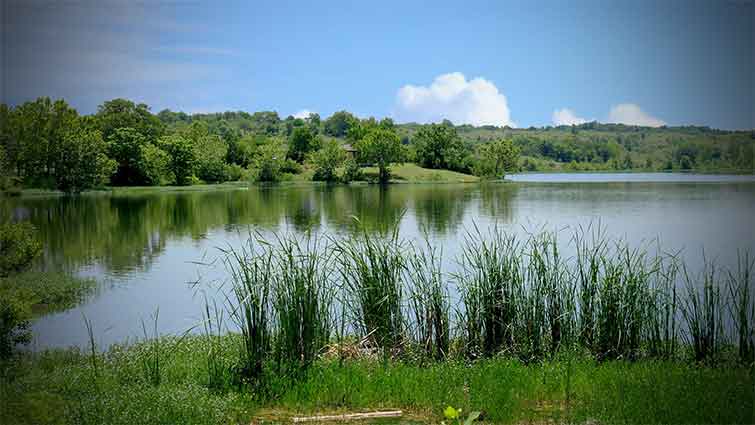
[3,228,755,424]
[0,271,97,317]
[362,163,480,183]
[2,337,752,424]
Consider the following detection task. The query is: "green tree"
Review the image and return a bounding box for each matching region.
[288,126,320,163]
[253,139,286,182]
[54,125,116,193]
[160,134,196,185]
[250,111,281,135]
[357,128,404,183]
[324,110,358,137]
[473,139,519,179]
[138,143,170,186]
[188,122,228,183]
[413,123,467,171]
[9,98,78,187]
[310,139,347,182]
[96,98,163,143]
[107,127,149,185]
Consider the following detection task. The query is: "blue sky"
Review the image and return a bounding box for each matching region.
[2,0,752,129]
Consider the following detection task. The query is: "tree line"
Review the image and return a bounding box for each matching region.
[2,97,752,193]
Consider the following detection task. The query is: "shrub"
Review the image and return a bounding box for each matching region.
[0,291,33,359]
[138,143,170,186]
[253,141,286,182]
[281,158,303,175]
[223,163,245,182]
[342,157,363,183]
[310,140,347,182]
[0,222,42,277]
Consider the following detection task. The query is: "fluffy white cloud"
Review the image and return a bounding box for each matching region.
[394,72,515,127]
[293,109,315,119]
[552,108,589,126]
[607,103,666,127]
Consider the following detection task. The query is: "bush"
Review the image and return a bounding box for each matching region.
[138,143,170,186]
[223,163,245,182]
[0,222,42,277]
[0,291,33,359]
[342,157,363,183]
[281,158,303,175]
[253,141,286,182]
[310,140,347,182]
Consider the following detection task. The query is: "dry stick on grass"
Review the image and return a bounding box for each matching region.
[292,410,403,423]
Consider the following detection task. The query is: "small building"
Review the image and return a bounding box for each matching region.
[342,143,358,159]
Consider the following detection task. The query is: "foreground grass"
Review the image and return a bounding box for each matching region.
[0,271,97,317]
[1,335,752,425]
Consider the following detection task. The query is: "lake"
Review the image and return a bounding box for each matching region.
[3,173,754,350]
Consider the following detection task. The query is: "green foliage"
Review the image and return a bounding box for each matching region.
[414,123,469,172]
[55,125,115,193]
[95,98,164,143]
[310,140,347,182]
[191,128,228,183]
[444,406,481,425]
[357,128,405,183]
[323,110,358,137]
[138,143,170,186]
[472,139,519,178]
[341,157,363,183]
[107,127,150,185]
[0,291,32,359]
[0,222,42,277]
[0,271,97,316]
[223,163,245,182]
[287,126,320,163]
[0,222,43,358]
[160,134,196,186]
[252,140,286,182]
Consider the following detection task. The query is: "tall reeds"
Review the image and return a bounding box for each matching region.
[455,225,522,358]
[211,223,752,394]
[222,236,272,385]
[681,260,724,363]
[334,224,406,355]
[727,252,754,364]
[407,237,450,360]
[272,233,334,376]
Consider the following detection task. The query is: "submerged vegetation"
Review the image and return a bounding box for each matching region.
[3,222,754,424]
[0,222,97,359]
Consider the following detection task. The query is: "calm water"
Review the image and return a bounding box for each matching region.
[2,173,754,350]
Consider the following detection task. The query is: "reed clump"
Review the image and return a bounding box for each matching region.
[214,224,753,394]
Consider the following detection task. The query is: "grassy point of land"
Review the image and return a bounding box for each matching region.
[363,163,480,183]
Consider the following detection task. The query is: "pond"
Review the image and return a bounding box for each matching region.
[3,173,754,350]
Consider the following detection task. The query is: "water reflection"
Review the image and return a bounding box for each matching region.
[2,184,515,275]
[5,179,754,350]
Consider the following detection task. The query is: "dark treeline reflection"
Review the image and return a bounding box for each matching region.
[1,184,518,274]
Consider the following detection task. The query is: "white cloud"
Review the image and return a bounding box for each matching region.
[607,103,666,127]
[394,72,515,127]
[552,108,589,126]
[293,109,315,119]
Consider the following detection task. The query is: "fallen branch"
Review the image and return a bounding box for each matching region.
[291,410,403,423]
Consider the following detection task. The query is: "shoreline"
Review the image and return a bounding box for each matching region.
[4,169,754,198]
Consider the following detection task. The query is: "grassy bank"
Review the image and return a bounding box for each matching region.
[3,227,754,424]
[2,335,752,425]
[362,164,480,183]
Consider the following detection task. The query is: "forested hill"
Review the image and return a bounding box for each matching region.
[159,108,754,173]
